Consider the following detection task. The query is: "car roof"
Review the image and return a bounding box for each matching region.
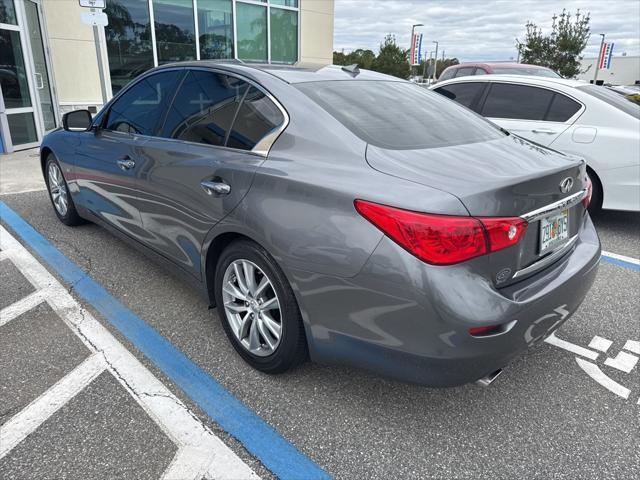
[154,61,404,84]
[433,74,589,89]
[447,62,553,70]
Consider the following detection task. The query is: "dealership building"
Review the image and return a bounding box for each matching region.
[0,0,334,153]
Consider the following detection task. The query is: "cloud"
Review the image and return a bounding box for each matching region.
[334,0,640,61]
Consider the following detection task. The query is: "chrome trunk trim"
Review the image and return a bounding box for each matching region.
[521,189,587,223]
[512,234,579,279]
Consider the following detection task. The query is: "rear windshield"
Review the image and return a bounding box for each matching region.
[492,67,561,78]
[576,84,640,119]
[295,80,503,150]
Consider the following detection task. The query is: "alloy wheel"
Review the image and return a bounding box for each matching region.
[222,259,282,357]
[48,162,68,216]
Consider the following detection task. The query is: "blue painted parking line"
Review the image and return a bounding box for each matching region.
[0,201,330,480]
[600,252,640,272]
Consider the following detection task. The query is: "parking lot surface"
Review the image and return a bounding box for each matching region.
[1,185,638,479]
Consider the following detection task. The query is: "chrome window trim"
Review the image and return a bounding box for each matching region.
[521,189,587,223]
[512,234,579,279]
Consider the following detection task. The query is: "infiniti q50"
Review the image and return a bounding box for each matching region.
[40,63,600,386]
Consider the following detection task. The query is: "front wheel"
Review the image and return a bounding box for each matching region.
[45,154,84,226]
[214,239,307,373]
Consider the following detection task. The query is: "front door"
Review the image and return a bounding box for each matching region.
[0,0,57,152]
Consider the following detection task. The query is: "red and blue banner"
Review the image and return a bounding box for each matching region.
[599,42,614,70]
[411,33,423,66]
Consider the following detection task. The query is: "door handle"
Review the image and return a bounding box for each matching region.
[201,180,231,196]
[117,156,136,170]
[531,128,557,134]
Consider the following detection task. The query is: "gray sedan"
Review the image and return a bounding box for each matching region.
[40,63,600,386]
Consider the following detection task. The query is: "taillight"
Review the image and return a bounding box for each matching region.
[583,176,593,209]
[354,200,528,266]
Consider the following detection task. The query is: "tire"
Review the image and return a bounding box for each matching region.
[44,154,84,226]
[214,239,307,373]
[587,169,603,215]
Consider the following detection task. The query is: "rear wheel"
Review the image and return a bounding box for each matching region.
[45,154,84,226]
[214,239,307,373]
[587,169,603,215]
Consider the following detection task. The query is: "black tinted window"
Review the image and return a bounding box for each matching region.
[161,71,247,146]
[546,93,581,122]
[481,83,553,120]
[435,83,485,109]
[455,67,475,77]
[296,81,503,150]
[227,87,284,151]
[105,71,180,135]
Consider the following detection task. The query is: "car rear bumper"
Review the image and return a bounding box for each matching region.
[292,213,601,387]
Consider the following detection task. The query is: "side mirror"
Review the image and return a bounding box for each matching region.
[62,109,93,132]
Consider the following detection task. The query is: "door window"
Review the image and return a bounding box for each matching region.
[160,70,247,146]
[455,67,476,77]
[105,70,182,135]
[226,86,284,151]
[481,83,554,121]
[438,68,455,81]
[434,83,485,110]
[545,93,581,122]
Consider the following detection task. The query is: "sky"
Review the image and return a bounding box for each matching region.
[333,0,640,62]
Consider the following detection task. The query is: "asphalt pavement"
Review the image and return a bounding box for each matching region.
[1,184,638,479]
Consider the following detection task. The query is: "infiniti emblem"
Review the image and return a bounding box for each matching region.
[559,177,574,193]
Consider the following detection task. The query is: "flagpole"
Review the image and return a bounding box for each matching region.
[593,33,605,84]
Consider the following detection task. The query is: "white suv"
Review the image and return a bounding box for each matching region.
[430,75,640,212]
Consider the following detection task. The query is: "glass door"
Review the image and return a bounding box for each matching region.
[0,0,39,149]
[23,0,56,131]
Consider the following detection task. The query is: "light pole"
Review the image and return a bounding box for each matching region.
[515,38,522,63]
[593,33,605,83]
[410,23,423,78]
[432,41,439,82]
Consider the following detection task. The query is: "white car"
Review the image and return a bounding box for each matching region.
[430,75,640,212]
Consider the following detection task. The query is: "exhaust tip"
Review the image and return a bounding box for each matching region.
[475,368,503,387]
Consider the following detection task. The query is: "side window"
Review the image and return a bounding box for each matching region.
[455,67,476,77]
[481,83,554,120]
[434,83,485,110]
[438,68,455,81]
[160,71,248,146]
[545,93,581,122]
[105,71,181,135]
[475,68,488,75]
[227,87,285,151]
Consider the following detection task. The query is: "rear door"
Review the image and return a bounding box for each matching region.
[74,70,182,242]
[479,82,582,145]
[135,69,286,279]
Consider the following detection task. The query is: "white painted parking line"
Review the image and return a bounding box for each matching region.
[575,358,631,399]
[0,226,259,480]
[0,288,48,327]
[544,331,600,360]
[588,335,612,353]
[604,351,639,373]
[0,354,107,458]
[601,251,640,266]
[624,340,640,355]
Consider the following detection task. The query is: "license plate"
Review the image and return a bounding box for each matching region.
[540,210,569,254]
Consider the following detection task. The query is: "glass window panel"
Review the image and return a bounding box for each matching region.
[481,83,554,120]
[270,8,297,64]
[434,83,485,110]
[153,0,196,64]
[0,0,17,25]
[270,0,298,7]
[105,70,181,135]
[104,0,154,94]
[7,112,37,145]
[198,0,233,60]
[161,71,247,146]
[546,93,581,122]
[0,29,32,108]
[227,86,284,151]
[236,3,267,62]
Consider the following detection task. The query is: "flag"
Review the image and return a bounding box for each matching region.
[411,33,423,66]
[599,42,614,70]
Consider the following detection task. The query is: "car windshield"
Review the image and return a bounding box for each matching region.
[295,80,504,150]
[576,84,640,119]
[491,67,561,78]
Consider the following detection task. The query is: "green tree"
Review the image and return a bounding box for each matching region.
[370,34,410,79]
[520,9,591,78]
[333,49,376,69]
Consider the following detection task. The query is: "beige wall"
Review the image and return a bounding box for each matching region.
[42,0,102,108]
[300,0,334,64]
